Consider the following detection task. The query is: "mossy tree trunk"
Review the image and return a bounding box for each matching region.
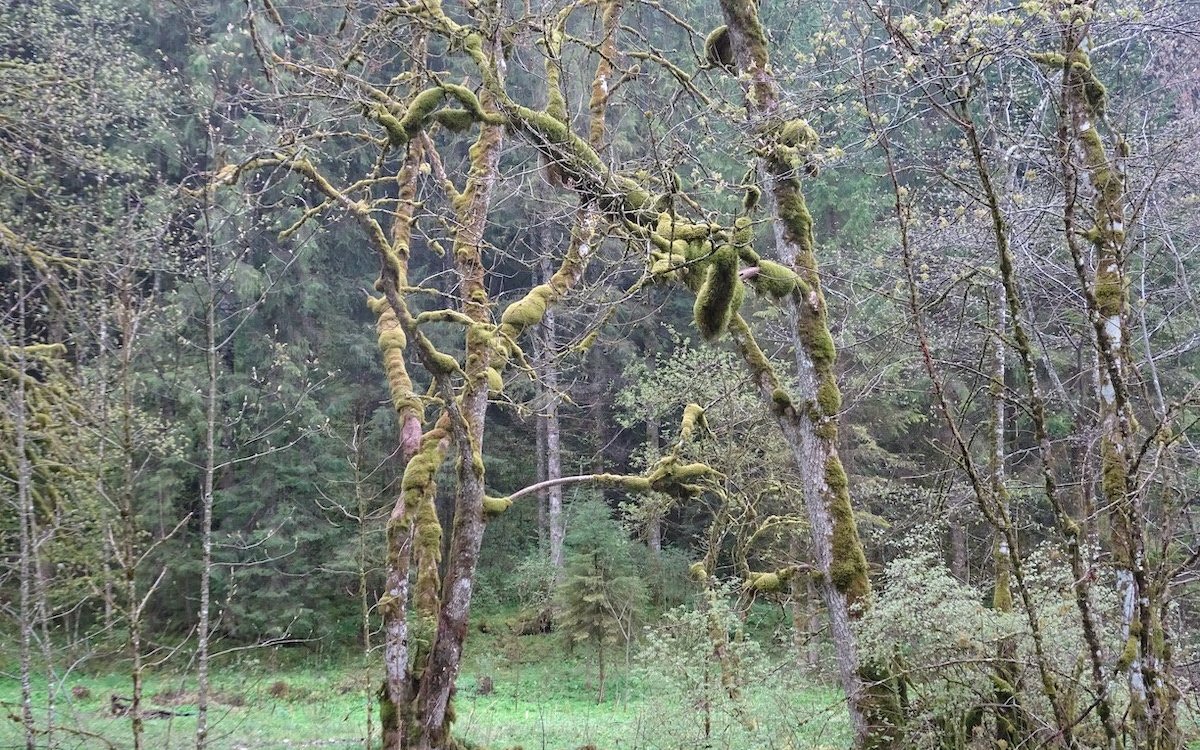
[537,254,565,577]
[1054,12,1178,745]
[716,3,902,747]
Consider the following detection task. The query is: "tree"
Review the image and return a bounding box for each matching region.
[556,500,647,703]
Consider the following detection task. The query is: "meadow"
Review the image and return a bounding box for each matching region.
[0,627,851,750]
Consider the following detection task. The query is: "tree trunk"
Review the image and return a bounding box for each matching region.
[15,275,37,750]
[540,255,565,577]
[645,417,662,556]
[195,227,218,750]
[716,3,901,745]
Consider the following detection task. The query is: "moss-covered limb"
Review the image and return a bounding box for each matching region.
[744,567,797,593]
[718,0,906,742]
[374,84,505,147]
[540,4,573,123]
[703,25,734,71]
[500,101,659,224]
[415,309,478,327]
[398,416,451,620]
[714,0,774,111]
[1055,38,1164,739]
[370,295,423,419]
[496,210,600,353]
[693,243,742,340]
[677,403,708,444]
[742,259,810,298]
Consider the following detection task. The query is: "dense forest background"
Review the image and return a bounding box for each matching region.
[2,0,1199,748]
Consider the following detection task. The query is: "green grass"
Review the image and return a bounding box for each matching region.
[0,629,851,750]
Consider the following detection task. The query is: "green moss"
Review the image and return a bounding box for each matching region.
[778,119,818,150]
[679,403,707,442]
[689,562,707,581]
[656,212,709,241]
[771,388,792,414]
[692,244,741,340]
[816,378,842,416]
[378,327,406,351]
[826,456,869,604]
[749,259,801,298]
[433,108,476,132]
[1030,51,1067,67]
[374,107,409,147]
[1094,268,1125,316]
[776,185,814,258]
[483,495,512,516]
[1116,634,1139,671]
[400,88,449,134]
[746,568,794,592]
[484,366,503,395]
[500,284,554,333]
[704,25,734,72]
[742,185,761,212]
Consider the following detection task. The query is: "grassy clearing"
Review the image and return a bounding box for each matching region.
[0,629,850,749]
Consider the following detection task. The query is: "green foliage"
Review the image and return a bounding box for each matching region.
[858,543,1126,748]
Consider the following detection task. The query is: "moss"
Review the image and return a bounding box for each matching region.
[1116,634,1139,671]
[771,388,792,415]
[826,456,870,604]
[776,184,814,258]
[500,284,554,333]
[749,259,802,298]
[742,185,761,212]
[746,568,793,592]
[731,216,753,248]
[1083,75,1107,116]
[704,25,734,72]
[433,108,477,132]
[679,403,707,442]
[656,212,709,241]
[816,378,842,416]
[1094,267,1125,316]
[483,495,512,516]
[372,298,421,416]
[484,366,503,395]
[693,244,741,340]
[400,87,449,134]
[1030,51,1067,67]
[778,119,818,150]
[423,348,460,375]
[374,107,409,147]
[378,684,397,733]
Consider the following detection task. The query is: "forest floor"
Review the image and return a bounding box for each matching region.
[0,626,850,750]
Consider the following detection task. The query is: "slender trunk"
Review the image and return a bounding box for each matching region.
[1056,33,1176,744]
[597,644,606,704]
[354,426,374,750]
[16,276,37,750]
[989,289,1023,746]
[717,4,901,744]
[412,45,508,750]
[948,498,968,583]
[645,417,662,556]
[535,376,548,550]
[540,257,564,577]
[196,250,217,750]
[117,289,144,750]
